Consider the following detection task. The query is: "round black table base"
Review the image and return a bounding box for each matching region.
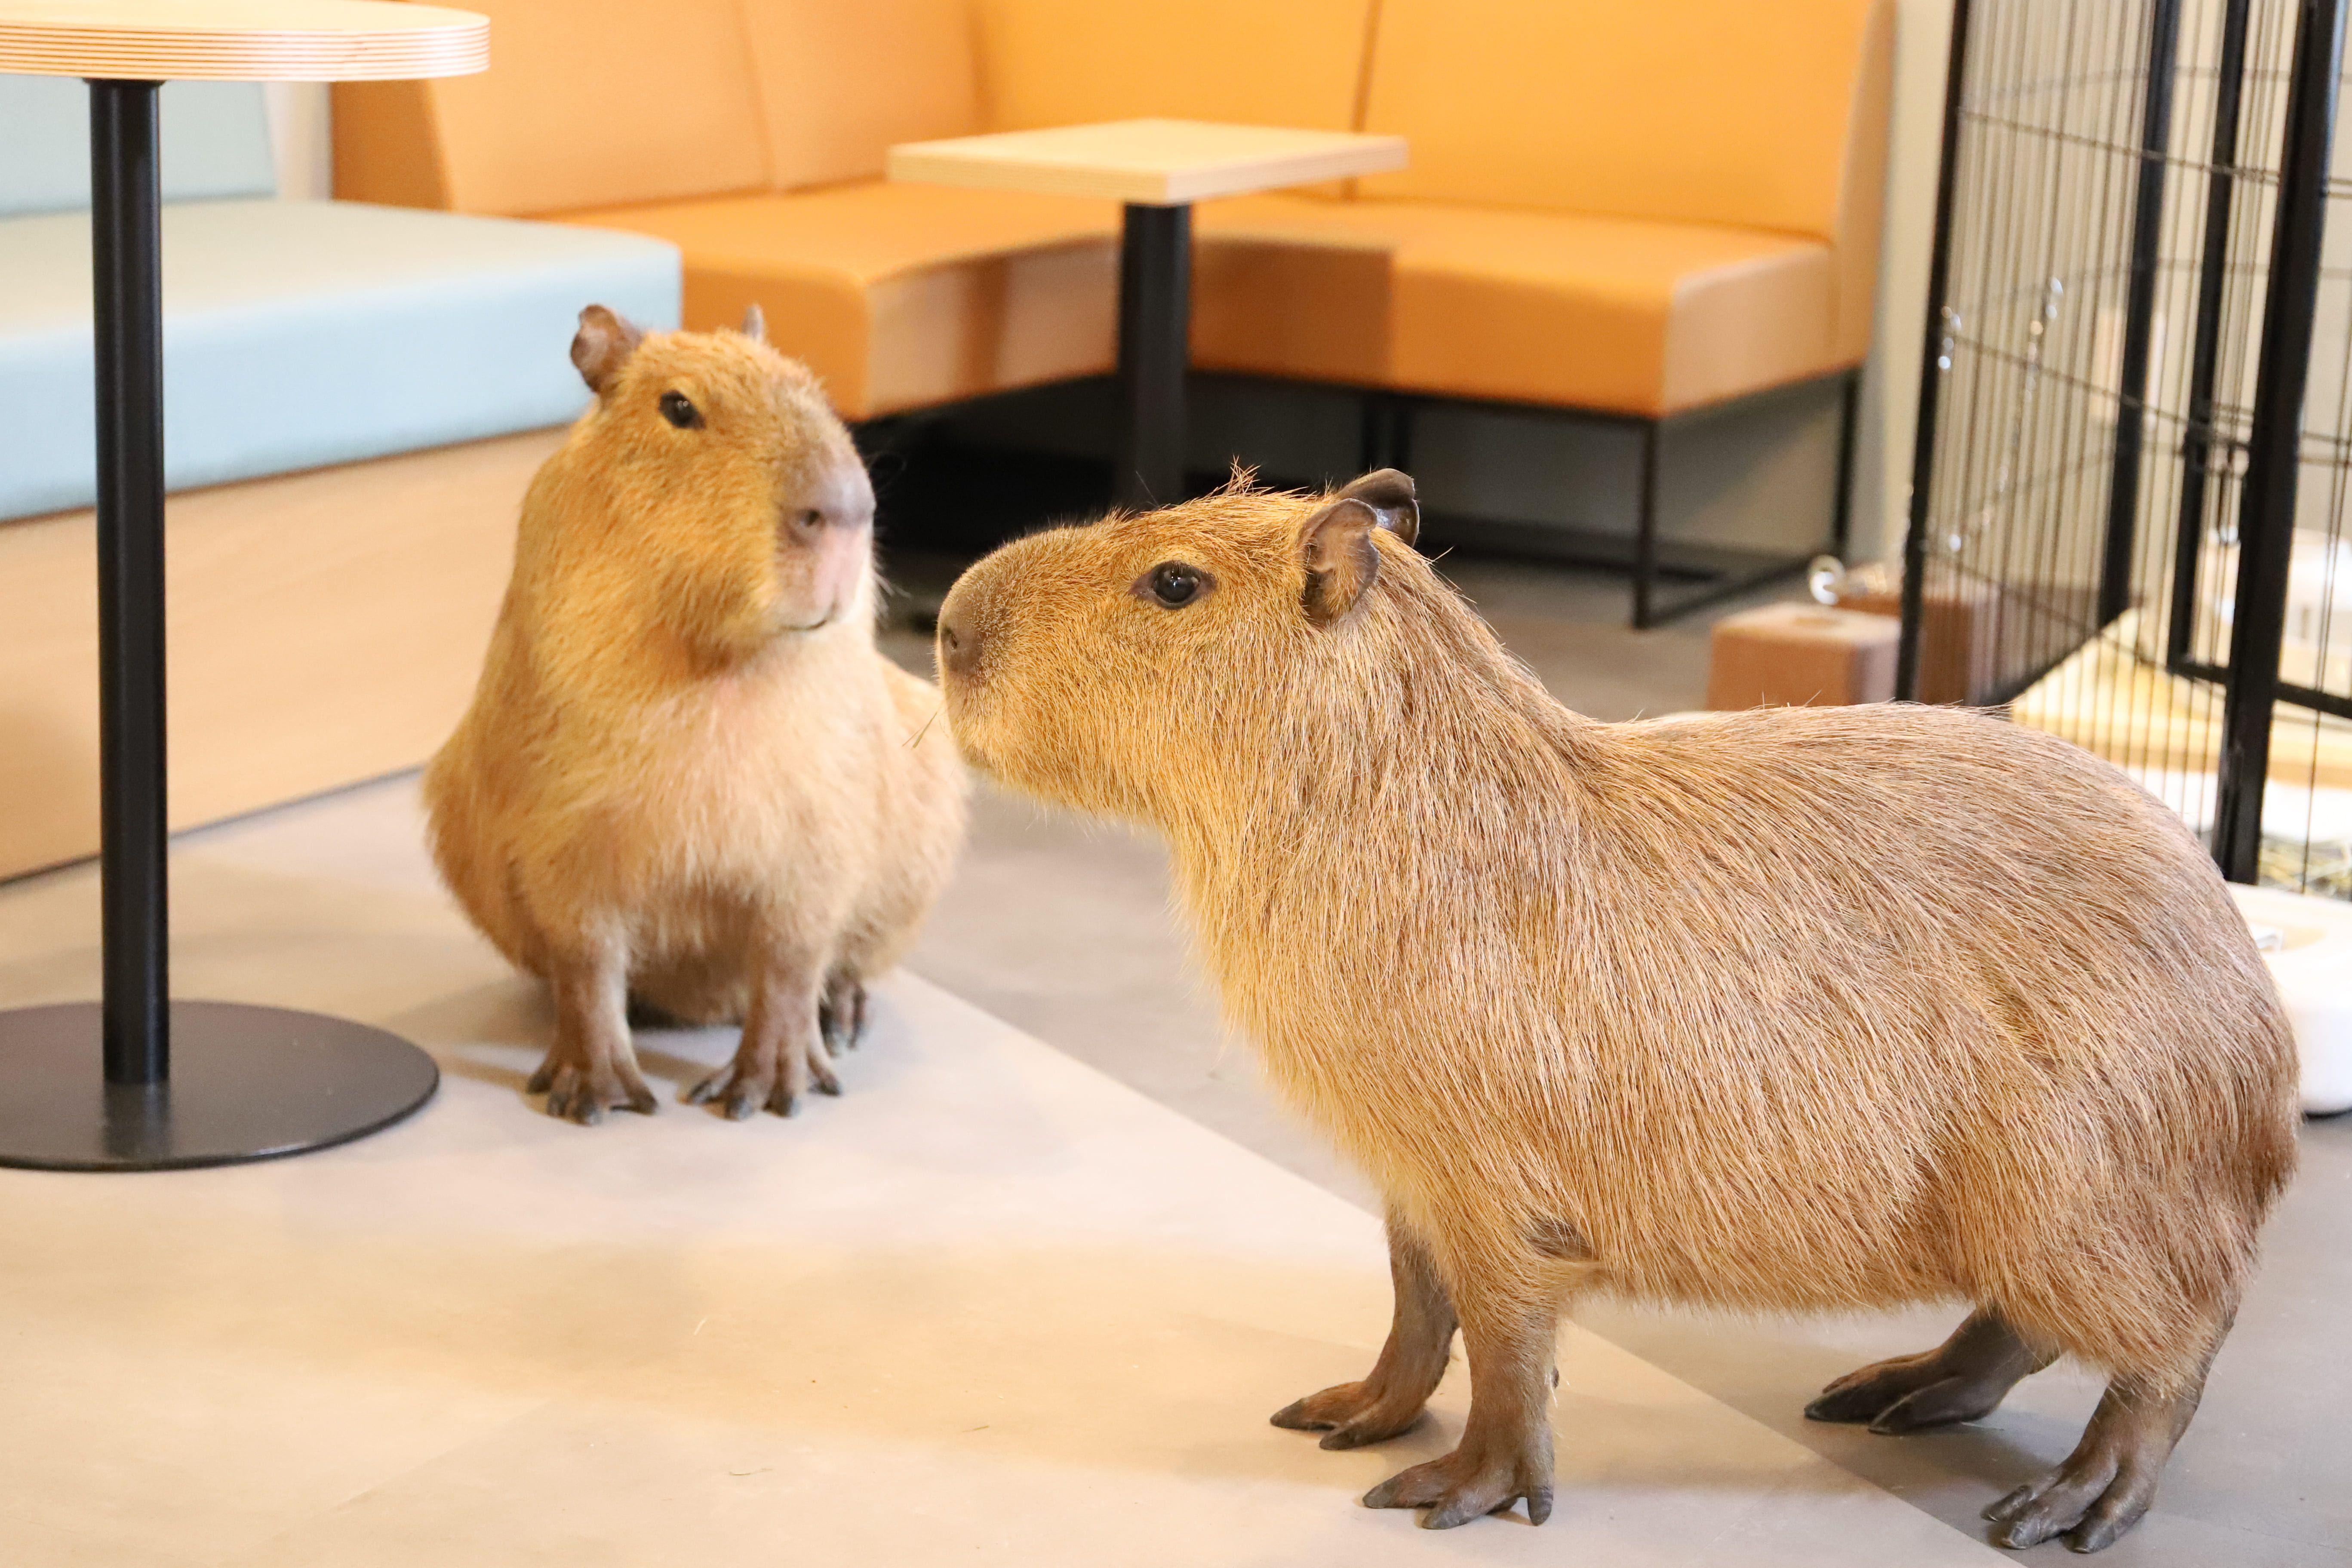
[0,1001,439,1171]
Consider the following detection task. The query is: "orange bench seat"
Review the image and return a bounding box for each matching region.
[1191,195,1844,417]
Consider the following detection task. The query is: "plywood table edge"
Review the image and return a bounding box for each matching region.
[887,129,1408,206]
[0,0,487,81]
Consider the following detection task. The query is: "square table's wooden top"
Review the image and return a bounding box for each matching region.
[0,0,486,81]
[888,118,1407,206]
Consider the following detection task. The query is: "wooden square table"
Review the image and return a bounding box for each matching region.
[0,0,486,1170]
[889,119,1406,509]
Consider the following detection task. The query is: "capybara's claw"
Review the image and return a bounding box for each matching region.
[820,978,869,1054]
[545,1068,605,1126]
[1811,1313,2044,1434]
[807,1033,841,1097]
[1865,1377,2008,1435]
[1271,1382,1426,1448]
[1807,1362,1924,1423]
[691,1033,832,1120]
[535,1053,655,1124]
[1983,1453,2155,1553]
[685,1064,766,1119]
[1363,1445,1553,1529]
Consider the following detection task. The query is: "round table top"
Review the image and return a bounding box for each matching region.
[0,0,486,81]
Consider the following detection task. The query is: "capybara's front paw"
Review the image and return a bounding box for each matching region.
[527,1048,656,1125]
[1271,1380,1429,1449]
[1362,1433,1554,1529]
[685,1031,839,1120]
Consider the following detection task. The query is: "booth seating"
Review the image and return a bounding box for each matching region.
[1194,1,1886,409]
[0,76,680,879]
[333,0,1894,624]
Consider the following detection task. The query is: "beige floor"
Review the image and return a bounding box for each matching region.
[0,780,2020,1567]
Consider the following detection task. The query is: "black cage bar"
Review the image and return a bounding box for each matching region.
[1905,0,2352,901]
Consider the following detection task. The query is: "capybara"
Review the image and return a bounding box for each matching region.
[932,470,2297,1550]
[425,305,965,1123]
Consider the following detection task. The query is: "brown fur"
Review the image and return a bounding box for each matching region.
[935,473,2298,1547]
[426,308,966,1122]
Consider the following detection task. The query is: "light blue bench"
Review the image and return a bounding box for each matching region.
[0,77,681,523]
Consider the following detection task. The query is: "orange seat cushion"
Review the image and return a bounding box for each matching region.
[562,181,1121,421]
[1191,195,1842,417]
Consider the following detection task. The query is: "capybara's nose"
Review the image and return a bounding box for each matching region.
[790,456,876,535]
[938,607,981,680]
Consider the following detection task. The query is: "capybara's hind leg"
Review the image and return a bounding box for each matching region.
[1983,1319,2228,1554]
[819,971,868,1055]
[1362,1264,1556,1528]
[1274,1210,1457,1449]
[1808,1309,2051,1434]
[531,944,658,1124]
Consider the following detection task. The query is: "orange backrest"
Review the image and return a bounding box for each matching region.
[738,0,983,190]
[336,0,771,216]
[1359,0,1893,244]
[336,0,989,214]
[973,0,1376,132]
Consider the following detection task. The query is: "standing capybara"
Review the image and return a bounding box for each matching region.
[932,471,2298,1551]
[425,305,965,1124]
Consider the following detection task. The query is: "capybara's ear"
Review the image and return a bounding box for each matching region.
[1298,496,1381,624]
[570,304,643,396]
[1337,468,1419,549]
[740,303,767,342]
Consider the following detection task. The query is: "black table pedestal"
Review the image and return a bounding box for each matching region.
[0,78,437,1173]
[1112,201,1191,510]
[0,1002,440,1171]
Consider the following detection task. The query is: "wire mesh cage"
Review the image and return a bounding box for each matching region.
[1904,0,2352,900]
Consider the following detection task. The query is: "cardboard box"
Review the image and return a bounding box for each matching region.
[1706,602,1900,709]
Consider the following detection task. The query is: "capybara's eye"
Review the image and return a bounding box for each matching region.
[659,390,702,430]
[1138,562,1211,609]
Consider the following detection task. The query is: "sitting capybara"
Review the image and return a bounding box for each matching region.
[425,305,965,1123]
[932,471,2298,1551]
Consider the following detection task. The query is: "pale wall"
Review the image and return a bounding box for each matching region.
[1853,0,1957,564]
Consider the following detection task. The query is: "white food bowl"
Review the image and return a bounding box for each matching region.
[2230,883,2352,1116]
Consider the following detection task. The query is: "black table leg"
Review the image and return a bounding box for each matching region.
[89,77,170,1090]
[1113,202,1190,510]
[0,79,439,1172]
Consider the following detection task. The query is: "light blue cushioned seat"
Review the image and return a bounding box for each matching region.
[0,200,682,521]
[0,77,682,523]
